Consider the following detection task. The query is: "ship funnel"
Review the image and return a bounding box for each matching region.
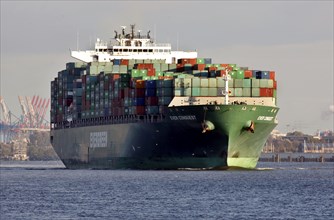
[244,120,255,133]
[202,120,215,133]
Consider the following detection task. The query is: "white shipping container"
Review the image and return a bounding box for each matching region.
[252,79,260,88]
[184,88,192,96]
[208,78,217,88]
[174,78,184,88]
[184,78,192,88]
[192,77,201,87]
[216,77,225,87]
[200,78,209,87]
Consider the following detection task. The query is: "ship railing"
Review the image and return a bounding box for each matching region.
[52,114,165,129]
[96,41,171,48]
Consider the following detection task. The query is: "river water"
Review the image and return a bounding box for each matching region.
[0,161,333,219]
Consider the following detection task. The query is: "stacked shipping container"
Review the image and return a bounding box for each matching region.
[50,59,277,124]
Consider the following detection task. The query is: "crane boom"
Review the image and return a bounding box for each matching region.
[0,96,10,124]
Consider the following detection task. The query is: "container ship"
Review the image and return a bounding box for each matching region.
[50,25,279,169]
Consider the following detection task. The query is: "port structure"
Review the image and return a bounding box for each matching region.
[0,95,50,143]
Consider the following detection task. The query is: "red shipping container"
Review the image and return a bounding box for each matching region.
[244,70,252,78]
[147,68,156,76]
[122,88,131,98]
[176,64,184,72]
[135,106,145,115]
[135,88,145,97]
[121,59,129,65]
[260,88,273,97]
[273,80,277,89]
[81,75,86,83]
[145,97,158,106]
[137,63,153,70]
[270,71,275,80]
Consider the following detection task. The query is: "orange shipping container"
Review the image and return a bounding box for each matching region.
[216,70,227,77]
[244,70,252,78]
[179,58,197,65]
[113,74,120,80]
[194,64,206,71]
[135,80,146,89]
[208,66,217,71]
[270,71,275,80]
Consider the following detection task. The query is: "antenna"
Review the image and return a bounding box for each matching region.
[177,32,179,51]
[76,30,79,51]
[154,24,156,41]
[121,26,126,36]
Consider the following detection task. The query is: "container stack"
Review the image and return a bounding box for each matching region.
[51,59,277,124]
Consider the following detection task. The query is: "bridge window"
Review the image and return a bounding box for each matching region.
[143,49,148,52]
[148,49,153,53]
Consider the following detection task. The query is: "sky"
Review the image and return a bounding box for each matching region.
[1,1,333,134]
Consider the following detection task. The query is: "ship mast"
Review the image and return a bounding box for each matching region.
[224,69,230,105]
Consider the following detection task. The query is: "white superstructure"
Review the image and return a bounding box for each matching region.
[71,24,197,63]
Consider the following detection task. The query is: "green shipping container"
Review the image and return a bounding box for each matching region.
[192,87,200,96]
[208,88,217,96]
[174,88,184,96]
[236,70,244,79]
[252,88,260,97]
[200,88,209,96]
[230,71,237,79]
[161,64,169,72]
[234,88,243,97]
[234,79,243,88]
[242,88,251,97]
[242,78,251,88]
[154,63,161,71]
[228,79,234,88]
[131,69,140,77]
[196,58,204,64]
